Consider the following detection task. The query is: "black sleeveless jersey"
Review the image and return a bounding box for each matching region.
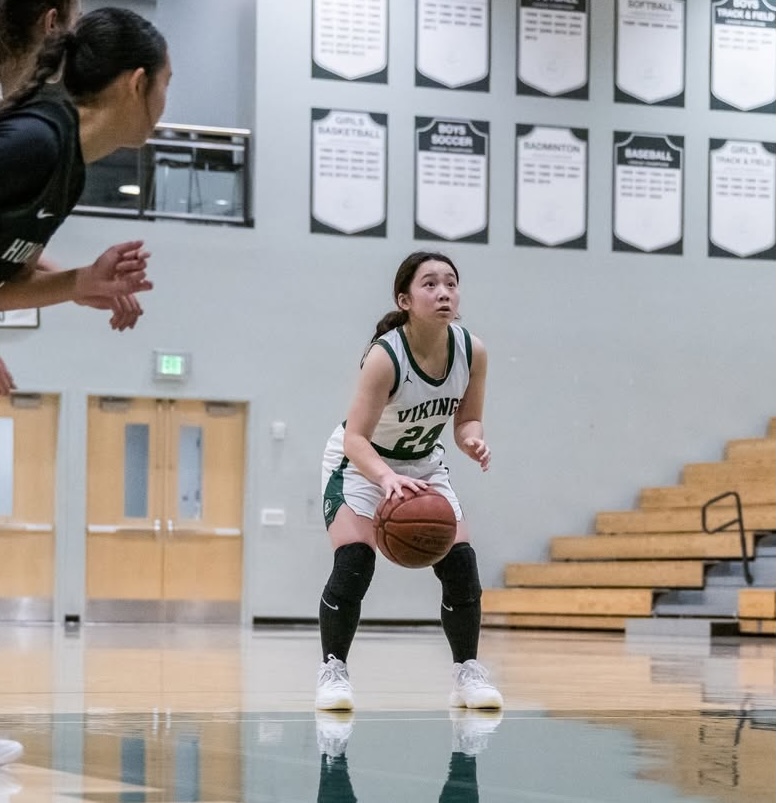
[0,85,85,281]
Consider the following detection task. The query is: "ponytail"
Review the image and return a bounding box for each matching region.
[1,8,167,114]
[371,309,408,343]
[0,29,69,111]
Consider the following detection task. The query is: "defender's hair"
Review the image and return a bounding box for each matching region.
[1,7,167,112]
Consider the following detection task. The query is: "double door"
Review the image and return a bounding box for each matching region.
[0,393,58,621]
[86,397,246,623]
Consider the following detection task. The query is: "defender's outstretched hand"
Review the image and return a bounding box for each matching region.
[77,293,144,331]
[74,241,153,303]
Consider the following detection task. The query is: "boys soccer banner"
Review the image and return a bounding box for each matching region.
[415,118,489,243]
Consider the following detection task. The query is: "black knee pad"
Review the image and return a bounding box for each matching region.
[433,543,482,608]
[324,543,376,605]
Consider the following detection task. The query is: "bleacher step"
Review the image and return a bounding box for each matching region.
[640,482,776,509]
[626,618,739,640]
[504,560,705,588]
[596,506,776,534]
[482,588,653,617]
[725,438,776,462]
[682,463,775,484]
[653,587,739,617]
[550,532,756,561]
[482,613,626,631]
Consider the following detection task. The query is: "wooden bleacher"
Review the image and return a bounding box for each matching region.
[483,418,776,633]
[739,589,776,635]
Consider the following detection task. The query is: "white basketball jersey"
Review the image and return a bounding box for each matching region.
[369,324,472,460]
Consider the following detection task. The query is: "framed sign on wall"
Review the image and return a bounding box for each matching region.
[0,309,39,329]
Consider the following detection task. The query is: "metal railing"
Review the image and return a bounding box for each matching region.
[701,491,753,585]
[74,122,253,227]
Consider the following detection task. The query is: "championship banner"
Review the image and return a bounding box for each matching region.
[311,109,387,237]
[615,0,685,106]
[709,139,776,259]
[415,118,489,243]
[517,0,589,99]
[312,0,388,83]
[416,0,490,91]
[710,0,776,113]
[515,125,588,249]
[613,132,684,254]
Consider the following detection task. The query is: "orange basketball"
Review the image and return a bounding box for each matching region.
[374,487,457,568]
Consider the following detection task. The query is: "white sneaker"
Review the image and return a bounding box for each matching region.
[316,655,354,711]
[449,659,503,709]
[316,711,355,758]
[0,739,22,767]
[450,709,503,756]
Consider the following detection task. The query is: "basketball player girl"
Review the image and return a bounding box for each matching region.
[1,0,76,394]
[0,6,171,385]
[317,251,503,711]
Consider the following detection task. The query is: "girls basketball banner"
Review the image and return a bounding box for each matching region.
[615,0,685,106]
[709,139,776,259]
[710,0,776,113]
[310,109,388,237]
[517,0,589,99]
[415,118,489,243]
[415,0,490,91]
[515,125,588,249]
[613,132,684,254]
[311,0,388,83]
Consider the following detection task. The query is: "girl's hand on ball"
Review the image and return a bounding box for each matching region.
[379,471,428,500]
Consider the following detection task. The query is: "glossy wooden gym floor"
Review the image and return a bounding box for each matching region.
[0,624,773,802]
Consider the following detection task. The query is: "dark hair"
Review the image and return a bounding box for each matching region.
[370,251,460,342]
[0,0,75,62]
[1,7,167,111]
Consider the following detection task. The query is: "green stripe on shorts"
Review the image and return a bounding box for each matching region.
[322,456,349,529]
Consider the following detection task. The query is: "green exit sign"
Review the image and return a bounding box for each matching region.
[154,351,190,380]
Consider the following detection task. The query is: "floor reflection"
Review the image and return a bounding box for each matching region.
[0,707,773,802]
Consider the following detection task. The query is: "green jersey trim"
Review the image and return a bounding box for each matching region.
[398,325,455,387]
[371,441,437,461]
[374,339,401,397]
[462,327,472,370]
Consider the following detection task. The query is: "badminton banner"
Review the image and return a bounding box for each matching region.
[515,125,588,249]
[615,0,685,106]
[613,132,684,254]
[415,117,489,243]
[312,0,388,83]
[517,0,589,99]
[311,108,388,237]
[415,0,490,91]
[709,139,776,259]
[710,0,776,113]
